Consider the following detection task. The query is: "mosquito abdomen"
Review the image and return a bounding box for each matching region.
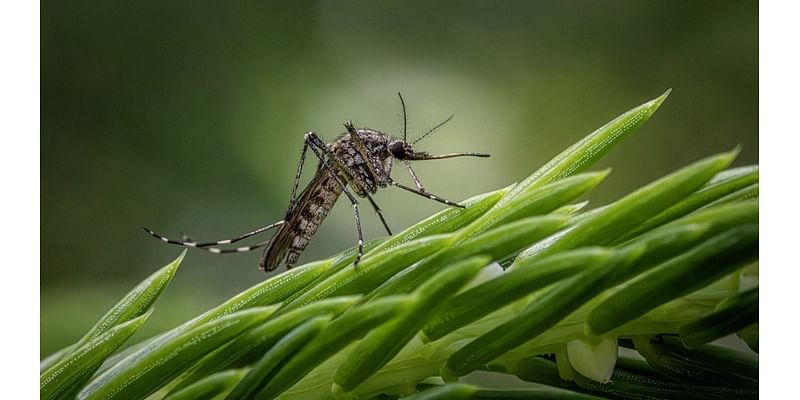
[261,169,344,270]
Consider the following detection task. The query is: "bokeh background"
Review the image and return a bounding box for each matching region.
[41,1,757,356]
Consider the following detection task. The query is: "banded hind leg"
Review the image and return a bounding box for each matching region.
[144,220,284,254]
[390,179,465,209]
[286,137,311,215]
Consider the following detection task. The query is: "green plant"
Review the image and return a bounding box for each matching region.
[40,90,758,399]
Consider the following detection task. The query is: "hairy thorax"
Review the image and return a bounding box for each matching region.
[328,128,394,196]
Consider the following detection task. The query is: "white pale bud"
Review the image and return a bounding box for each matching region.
[566,336,618,383]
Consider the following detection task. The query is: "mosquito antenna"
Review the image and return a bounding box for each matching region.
[398,92,408,142]
[412,114,454,145]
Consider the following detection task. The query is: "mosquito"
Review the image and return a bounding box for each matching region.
[145,93,490,271]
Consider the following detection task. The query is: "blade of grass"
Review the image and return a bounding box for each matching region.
[552,201,590,216]
[334,256,490,393]
[163,369,246,400]
[400,383,476,400]
[499,89,670,205]
[365,188,509,256]
[64,252,183,361]
[79,306,277,400]
[456,171,609,241]
[660,336,758,384]
[445,221,714,376]
[617,165,758,241]
[169,296,360,391]
[422,247,615,342]
[281,234,452,312]
[586,225,758,336]
[678,288,758,349]
[98,257,332,373]
[41,311,152,400]
[367,215,568,300]
[633,335,758,387]
[41,346,74,373]
[702,183,759,209]
[255,295,414,399]
[445,249,641,376]
[225,316,331,400]
[518,150,738,261]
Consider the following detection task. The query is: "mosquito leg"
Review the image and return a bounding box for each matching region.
[367,194,392,236]
[344,121,388,186]
[144,220,284,249]
[304,133,365,266]
[309,127,374,194]
[391,180,466,209]
[286,139,310,214]
[403,159,426,192]
[193,238,274,254]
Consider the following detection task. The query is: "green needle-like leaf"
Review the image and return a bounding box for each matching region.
[498,89,670,205]
[423,247,615,342]
[41,311,152,400]
[194,259,331,324]
[400,384,476,400]
[445,250,638,376]
[64,252,183,361]
[282,234,452,311]
[163,369,246,400]
[587,225,758,336]
[444,223,711,376]
[227,316,330,400]
[634,335,758,387]
[519,149,738,260]
[368,215,568,299]
[367,188,509,256]
[618,165,758,241]
[41,346,74,373]
[334,256,490,392]
[456,171,609,241]
[94,258,332,381]
[175,296,360,388]
[256,295,413,398]
[78,307,277,400]
[551,201,590,216]
[702,183,759,209]
[679,287,758,348]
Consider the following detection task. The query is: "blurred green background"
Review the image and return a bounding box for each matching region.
[41,0,757,356]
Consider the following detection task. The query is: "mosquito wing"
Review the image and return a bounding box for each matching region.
[259,168,343,271]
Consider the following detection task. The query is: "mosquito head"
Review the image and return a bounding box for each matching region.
[388,140,413,160]
[389,93,490,161]
[388,139,489,161]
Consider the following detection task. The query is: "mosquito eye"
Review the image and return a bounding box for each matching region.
[389,142,406,159]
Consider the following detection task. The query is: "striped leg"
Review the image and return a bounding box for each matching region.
[286,140,310,214]
[304,132,365,266]
[192,238,274,254]
[390,180,465,209]
[403,159,427,192]
[144,220,284,252]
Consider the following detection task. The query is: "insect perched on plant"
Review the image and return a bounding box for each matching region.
[145,93,490,271]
